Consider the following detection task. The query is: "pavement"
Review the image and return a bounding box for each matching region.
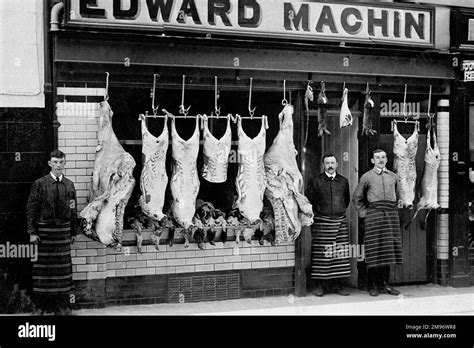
[73,283,474,316]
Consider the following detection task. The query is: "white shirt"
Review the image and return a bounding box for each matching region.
[325,172,336,180]
[373,167,388,175]
[50,172,63,182]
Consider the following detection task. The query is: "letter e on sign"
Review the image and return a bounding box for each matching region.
[15,152,21,162]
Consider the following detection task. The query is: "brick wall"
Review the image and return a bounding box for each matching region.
[56,101,99,210]
[71,234,295,281]
[71,233,295,307]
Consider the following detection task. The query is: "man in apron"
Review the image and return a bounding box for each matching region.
[353,149,402,297]
[26,150,78,315]
[306,154,351,297]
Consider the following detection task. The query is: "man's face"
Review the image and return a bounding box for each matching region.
[323,156,338,175]
[48,157,66,177]
[371,152,387,170]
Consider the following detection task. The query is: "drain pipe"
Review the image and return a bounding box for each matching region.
[50,2,64,31]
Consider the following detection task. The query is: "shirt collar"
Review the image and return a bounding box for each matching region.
[50,172,63,182]
[373,167,387,175]
[325,172,336,179]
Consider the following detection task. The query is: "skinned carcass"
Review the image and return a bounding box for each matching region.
[138,113,169,222]
[201,114,232,183]
[406,127,441,229]
[80,101,136,248]
[264,104,314,244]
[393,121,419,209]
[234,115,267,223]
[167,111,200,229]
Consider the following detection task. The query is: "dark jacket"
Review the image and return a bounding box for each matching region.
[26,174,78,235]
[306,172,350,218]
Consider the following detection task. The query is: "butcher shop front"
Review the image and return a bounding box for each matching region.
[49,0,454,307]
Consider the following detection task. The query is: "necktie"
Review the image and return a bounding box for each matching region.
[55,177,60,219]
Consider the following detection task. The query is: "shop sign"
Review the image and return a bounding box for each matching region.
[462,60,474,82]
[65,0,434,47]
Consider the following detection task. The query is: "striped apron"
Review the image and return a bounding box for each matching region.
[32,221,72,295]
[364,201,403,269]
[310,216,351,280]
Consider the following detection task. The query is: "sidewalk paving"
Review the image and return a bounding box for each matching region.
[73,284,474,316]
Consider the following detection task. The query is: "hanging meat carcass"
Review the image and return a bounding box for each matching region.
[138,113,169,221]
[393,121,419,209]
[80,101,136,248]
[168,112,200,229]
[201,114,232,183]
[340,88,353,128]
[406,126,441,227]
[264,104,314,244]
[234,115,268,223]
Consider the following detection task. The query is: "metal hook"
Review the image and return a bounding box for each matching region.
[104,72,109,101]
[365,82,370,95]
[427,85,436,118]
[179,75,191,117]
[282,79,288,106]
[249,77,256,118]
[214,76,221,118]
[402,84,408,118]
[152,73,159,116]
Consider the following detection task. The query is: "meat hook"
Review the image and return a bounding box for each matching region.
[104,72,109,101]
[179,75,191,117]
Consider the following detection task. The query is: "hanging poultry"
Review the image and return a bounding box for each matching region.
[362,85,377,136]
[317,82,331,137]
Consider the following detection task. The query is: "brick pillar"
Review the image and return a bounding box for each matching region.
[436,99,450,285]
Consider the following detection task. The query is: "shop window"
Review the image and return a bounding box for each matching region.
[107,87,293,222]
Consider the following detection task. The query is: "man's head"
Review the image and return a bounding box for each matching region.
[48,150,66,177]
[322,153,338,175]
[371,149,387,170]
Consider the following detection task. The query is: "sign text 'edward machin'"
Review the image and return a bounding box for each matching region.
[67,0,433,46]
